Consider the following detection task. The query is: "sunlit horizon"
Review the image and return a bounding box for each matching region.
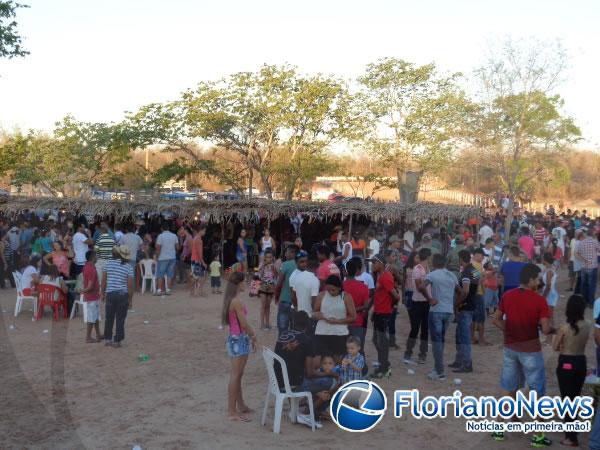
[0,0,598,148]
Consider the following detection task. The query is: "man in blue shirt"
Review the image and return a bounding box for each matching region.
[19,222,33,257]
[500,246,526,293]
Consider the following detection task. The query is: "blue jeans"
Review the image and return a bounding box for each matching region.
[580,268,598,306]
[429,312,453,375]
[590,406,600,450]
[500,347,545,395]
[277,302,292,335]
[454,310,473,370]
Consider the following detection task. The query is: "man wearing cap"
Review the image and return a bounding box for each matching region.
[369,253,401,379]
[289,252,319,317]
[101,245,135,347]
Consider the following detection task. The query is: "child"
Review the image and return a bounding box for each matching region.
[340,336,366,384]
[209,256,222,295]
[483,262,499,315]
[317,355,340,389]
[81,250,103,343]
[258,250,278,330]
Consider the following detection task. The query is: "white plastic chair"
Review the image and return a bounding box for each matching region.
[13,271,37,319]
[261,346,316,433]
[139,259,157,294]
[70,293,102,322]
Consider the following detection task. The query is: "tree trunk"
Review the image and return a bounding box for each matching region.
[396,167,403,203]
[505,195,514,239]
[248,167,253,199]
[259,171,273,200]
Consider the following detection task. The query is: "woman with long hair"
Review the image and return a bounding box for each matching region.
[402,251,420,311]
[236,229,248,275]
[313,275,356,361]
[43,241,71,279]
[553,294,590,447]
[222,271,257,422]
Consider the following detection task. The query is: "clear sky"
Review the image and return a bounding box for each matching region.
[0,0,598,147]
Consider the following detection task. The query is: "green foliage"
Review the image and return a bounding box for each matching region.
[0,116,138,195]
[358,57,467,196]
[0,1,29,59]
[131,64,361,198]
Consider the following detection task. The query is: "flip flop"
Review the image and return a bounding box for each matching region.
[238,407,254,414]
[228,415,251,423]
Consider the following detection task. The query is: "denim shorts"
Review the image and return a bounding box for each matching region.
[483,288,499,309]
[211,276,221,288]
[500,347,545,395]
[300,376,337,393]
[226,333,250,358]
[156,259,176,279]
[191,262,206,279]
[472,295,486,323]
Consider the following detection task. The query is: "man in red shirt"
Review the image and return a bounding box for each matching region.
[491,263,554,446]
[81,250,103,343]
[343,259,370,357]
[369,254,400,379]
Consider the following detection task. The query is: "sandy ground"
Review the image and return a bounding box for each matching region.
[1,271,597,450]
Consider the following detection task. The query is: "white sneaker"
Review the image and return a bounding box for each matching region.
[165,289,172,296]
[403,358,416,365]
[427,370,446,381]
[296,414,322,429]
[154,290,163,296]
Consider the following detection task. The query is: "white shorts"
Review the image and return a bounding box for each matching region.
[86,301,100,323]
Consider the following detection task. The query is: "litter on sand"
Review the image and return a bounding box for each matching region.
[407,369,416,375]
[43,329,49,334]
[9,325,15,330]
[143,320,150,325]
[454,378,462,385]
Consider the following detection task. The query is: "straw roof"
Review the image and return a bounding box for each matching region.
[0,196,481,223]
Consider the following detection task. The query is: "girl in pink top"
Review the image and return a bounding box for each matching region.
[43,241,71,278]
[221,271,257,422]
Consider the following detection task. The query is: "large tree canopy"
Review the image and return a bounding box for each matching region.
[0,1,28,59]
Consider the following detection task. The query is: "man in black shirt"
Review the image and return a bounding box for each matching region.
[274,311,315,388]
[449,249,476,373]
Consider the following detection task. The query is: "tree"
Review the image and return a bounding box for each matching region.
[132,65,362,199]
[472,38,581,234]
[0,116,137,196]
[358,57,467,202]
[0,1,28,59]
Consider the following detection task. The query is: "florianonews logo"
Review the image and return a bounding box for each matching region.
[330,380,387,432]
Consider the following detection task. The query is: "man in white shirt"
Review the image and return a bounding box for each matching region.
[570,229,583,292]
[73,222,93,277]
[366,231,380,274]
[290,254,320,315]
[478,221,494,247]
[155,223,180,296]
[121,224,143,268]
[403,223,416,255]
[552,223,567,255]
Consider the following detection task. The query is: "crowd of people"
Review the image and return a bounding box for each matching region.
[1,214,220,346]
[223,207,600,447]
[5,206,600,446]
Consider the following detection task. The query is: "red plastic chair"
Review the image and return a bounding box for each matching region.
[37,284,68,320]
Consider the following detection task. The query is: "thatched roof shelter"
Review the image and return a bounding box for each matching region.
[0,196,481,223]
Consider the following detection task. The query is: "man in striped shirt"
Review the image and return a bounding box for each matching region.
[576,227,600,306]
[95,222,116,282]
